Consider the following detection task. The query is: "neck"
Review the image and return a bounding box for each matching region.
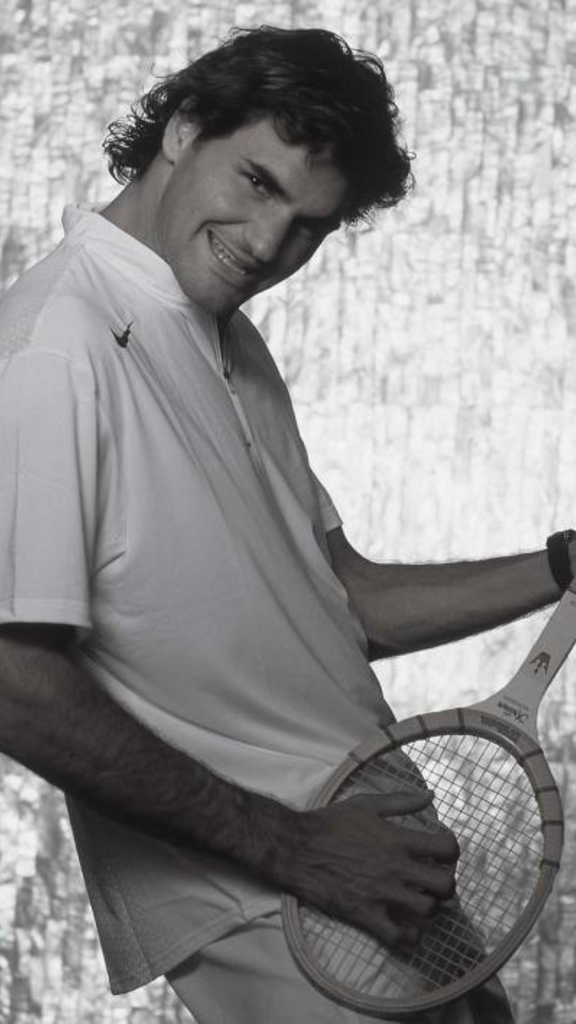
[99,174,162,254]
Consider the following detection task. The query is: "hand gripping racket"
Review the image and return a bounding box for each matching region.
[282,586,576,1019]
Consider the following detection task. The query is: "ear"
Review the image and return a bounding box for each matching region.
[162,108,202,165]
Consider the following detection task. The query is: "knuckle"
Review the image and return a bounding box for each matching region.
[433,829,459,860]
[377,918,407,948]
[446,830,460,856]
[435,866,456,898]
[414,893,436,917]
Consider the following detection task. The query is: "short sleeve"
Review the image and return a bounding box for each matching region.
[309,468,343,534]
[0,351,120,636]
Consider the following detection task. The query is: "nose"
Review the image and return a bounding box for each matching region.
[243,211,290,265]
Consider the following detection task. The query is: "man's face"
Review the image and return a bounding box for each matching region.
[149,116,348,321]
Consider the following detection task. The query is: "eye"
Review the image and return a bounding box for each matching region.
[244,172,270,196]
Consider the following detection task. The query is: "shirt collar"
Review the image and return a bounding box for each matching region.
[61,202,219,337]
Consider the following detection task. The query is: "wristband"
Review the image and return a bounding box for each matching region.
[546,529,576,592]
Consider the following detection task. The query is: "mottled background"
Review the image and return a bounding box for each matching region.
[1,0,576,1020]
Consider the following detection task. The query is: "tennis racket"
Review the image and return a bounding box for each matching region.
[282,585,576,1019]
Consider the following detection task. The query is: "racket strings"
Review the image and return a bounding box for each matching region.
[302,904,483,995]
[298,733,544,999]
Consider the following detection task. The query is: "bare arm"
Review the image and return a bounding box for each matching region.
[0,623,457,947]
[327,527,563,659]
[0,623,291,878]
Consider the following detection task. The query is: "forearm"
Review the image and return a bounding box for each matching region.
[0,632,468,945]
[0,635,297,884]
[348,549,560,659]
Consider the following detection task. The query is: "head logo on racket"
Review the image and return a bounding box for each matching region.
[530,651,551,674]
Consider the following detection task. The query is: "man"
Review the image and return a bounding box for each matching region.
[0,25,570,1023]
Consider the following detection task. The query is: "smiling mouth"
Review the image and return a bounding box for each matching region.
[208,230,256,279]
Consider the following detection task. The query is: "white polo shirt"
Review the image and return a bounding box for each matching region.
[0,204,394,993]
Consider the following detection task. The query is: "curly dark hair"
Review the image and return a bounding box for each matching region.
[102,25,414,226]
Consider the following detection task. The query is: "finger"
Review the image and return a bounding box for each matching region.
[396,924,423,948]
[387,886,439,920]
[378,788,435,816]
[361,906,422,949]
[403,834,459,866]
[344,788,434,817]
[422,864,457,898]
[381,793,461,862]
[375,816,460,864]
[399,862,457,900]
[419,828,460,863]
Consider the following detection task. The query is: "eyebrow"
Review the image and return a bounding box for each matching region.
[244,158,343,231]
[246,159,289,200]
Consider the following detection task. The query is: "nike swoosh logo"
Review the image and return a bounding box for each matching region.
[111,321,133,348]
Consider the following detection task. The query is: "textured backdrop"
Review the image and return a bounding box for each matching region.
[1,0,576,1021]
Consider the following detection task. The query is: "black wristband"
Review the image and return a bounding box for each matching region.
[546,529,576,592]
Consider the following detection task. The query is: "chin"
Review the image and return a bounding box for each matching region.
[177,280,224,315]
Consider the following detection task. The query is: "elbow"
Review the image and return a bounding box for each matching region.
[0,624,73,722]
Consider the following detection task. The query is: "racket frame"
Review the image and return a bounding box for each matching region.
[282,710,562,1018]
[282,587,576,1018]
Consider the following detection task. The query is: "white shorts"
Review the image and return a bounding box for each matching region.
[165,910,515,1024]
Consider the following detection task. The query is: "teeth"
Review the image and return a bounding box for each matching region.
[210,233,248,275]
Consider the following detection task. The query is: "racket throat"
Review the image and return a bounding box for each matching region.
[474,587,576,740]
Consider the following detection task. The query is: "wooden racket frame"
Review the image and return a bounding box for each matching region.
[282,711,562,1018]
[282,586,576,1018]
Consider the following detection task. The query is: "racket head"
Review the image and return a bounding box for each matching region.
[282,710,563,1019]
